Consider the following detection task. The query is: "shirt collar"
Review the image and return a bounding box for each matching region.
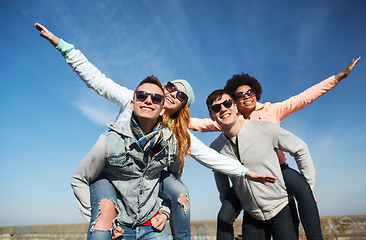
[255,102,264,111]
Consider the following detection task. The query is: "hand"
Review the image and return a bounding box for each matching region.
[336,56,361,81]
[151,212,168,231]
[34,22,61,47]
[112,225,124,239]
[245,170,277,186]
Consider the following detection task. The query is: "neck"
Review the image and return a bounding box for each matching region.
[136,117,157,134]
[222,119,244,138]
[166,108,177,119]
[242,108,254,119]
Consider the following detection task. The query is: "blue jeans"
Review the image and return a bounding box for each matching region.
[119,225,169,240]
[88,171,191,240]
[158,170,191,239]
[242,202,298,240]
[88,173,118,240]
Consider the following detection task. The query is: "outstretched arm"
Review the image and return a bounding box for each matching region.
[335,57,361,82]
[270,56,361,121]
[35,22,134,112]
[188,117,222,132]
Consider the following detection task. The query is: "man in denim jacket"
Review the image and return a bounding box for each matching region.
[71,76,180,239]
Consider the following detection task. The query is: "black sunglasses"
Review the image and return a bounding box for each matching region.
[235,89,256,101]
[135,91,164,105]
[166,82,189,102]
[210,99,233,113]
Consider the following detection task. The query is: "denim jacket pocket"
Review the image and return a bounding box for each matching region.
[107,153,133,168]
[146,156,168,178]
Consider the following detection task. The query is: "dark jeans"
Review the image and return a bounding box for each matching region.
[242,203,298,240]
[281,163,323,240]
[217,164,323,240]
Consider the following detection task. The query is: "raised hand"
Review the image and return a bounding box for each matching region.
[336,56,361,81]
[34,22,61,47]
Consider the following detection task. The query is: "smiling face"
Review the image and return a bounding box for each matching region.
[234,84,257,115]
[163,82,187,116]
[209,93,239,128]
[130,83,165,123]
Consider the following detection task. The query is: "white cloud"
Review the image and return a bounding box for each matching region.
[75,94,120,125]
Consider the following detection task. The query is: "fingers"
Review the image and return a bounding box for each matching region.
[35,22,48,39]
[35,23,46,33]
[266,176,277,182]
[348,56,361,71]
[151,214,167,231]
[352,56,361,67]
[112,226,124,239]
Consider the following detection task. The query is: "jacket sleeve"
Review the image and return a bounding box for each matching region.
[188,117,222,132]
[64,48,134,110]
[270,76,339,121]
[263,122,316,190]
[189,131,248,178]
[70,134,107,222]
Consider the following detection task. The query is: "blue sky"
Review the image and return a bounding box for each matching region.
[0,0,365,227]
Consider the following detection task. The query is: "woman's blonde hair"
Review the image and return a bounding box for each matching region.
[161,102,191,167]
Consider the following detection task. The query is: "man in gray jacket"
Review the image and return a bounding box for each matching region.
[207,89,316,240]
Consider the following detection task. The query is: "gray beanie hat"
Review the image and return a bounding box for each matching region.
[171,79,195,108]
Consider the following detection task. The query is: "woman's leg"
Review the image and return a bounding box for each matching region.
[159,170,191,240]
[281,163,323,240]
[216,187,242,240]
[87,172,118,240]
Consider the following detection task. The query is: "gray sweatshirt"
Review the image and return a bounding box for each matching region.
[210,120,315,221]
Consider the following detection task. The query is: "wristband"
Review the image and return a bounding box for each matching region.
[55,39,75,57]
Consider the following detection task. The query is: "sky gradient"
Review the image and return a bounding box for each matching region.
[0,0,365,227]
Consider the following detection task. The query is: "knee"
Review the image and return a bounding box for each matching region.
[93,198,117,230]
[177,193,189,214]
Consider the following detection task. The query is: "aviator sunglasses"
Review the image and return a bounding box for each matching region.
[166,82,189,102]
[135,91,165,105]
[210,99,233,113]
[235,89,256,101]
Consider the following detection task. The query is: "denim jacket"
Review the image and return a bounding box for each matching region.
[71,119,181,227]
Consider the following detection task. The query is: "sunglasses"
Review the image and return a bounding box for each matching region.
[235,89,256,101]
[210,99,233,113]
[135,91,165,105]
[166,82,189,102]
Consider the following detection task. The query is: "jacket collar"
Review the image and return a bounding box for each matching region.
[107,119,173,142]
[255,102,264,111]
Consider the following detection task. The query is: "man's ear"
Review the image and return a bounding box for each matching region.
[209,110,216,121]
